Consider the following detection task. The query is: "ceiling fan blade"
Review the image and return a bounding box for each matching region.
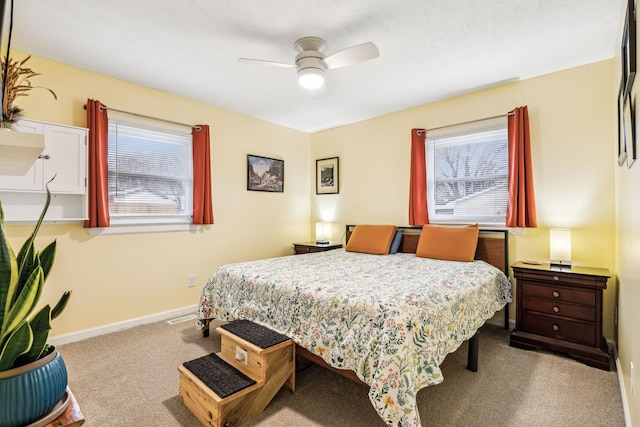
[238,58,297,68]
[322,42,379,69]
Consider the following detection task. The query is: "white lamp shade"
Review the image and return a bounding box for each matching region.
[315,222,330,243]
[298,68,325,89]
[550,229,571,265]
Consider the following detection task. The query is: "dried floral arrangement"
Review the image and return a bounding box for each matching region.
[1,55,57,126]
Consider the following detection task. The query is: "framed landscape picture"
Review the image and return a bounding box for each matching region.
[622,0,637,96]
[619,80,628,166]
[623,91,635,168]
[316,157,339,194]
[247,154,284,192]
[630,93,637,168]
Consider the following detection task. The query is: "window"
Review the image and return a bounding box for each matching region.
[107,115,193,226]
[426,121,508,224]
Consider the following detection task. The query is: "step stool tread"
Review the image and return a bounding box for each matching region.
[219,319,290,349]
[182,353,256,399]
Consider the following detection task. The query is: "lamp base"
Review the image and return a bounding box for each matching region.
[316,240,330,245]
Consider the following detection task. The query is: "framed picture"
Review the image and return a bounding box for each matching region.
[247,154,284,192]
[619,80,628,166]
[316,157,339,194]
[622,0,636,96]
[631,93,637,168]
[623,91,635,168]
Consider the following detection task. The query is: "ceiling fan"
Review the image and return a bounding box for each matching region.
[238,37,379,89]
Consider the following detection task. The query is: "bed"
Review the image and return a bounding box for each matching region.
[197,225,512,426]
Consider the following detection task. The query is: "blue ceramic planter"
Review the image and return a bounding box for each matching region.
[0,348,68,427]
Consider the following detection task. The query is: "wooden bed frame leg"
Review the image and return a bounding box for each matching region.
[504,304,509,330]
[467,332,479,372]
[201,319,211,338]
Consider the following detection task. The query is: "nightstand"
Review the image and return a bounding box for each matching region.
[293,242,343,255]
[509,261,611,370]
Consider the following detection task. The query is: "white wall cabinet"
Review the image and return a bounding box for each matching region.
[0,119,88,223]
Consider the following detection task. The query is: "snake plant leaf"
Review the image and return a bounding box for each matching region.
[0,266,42,342]
[39,240,56,281]
[15,243,37,299]
[51,291,71,320]
[15,305,51,366]
[15,177,53,296]
[0,203,19,336]
[0,321,32,371]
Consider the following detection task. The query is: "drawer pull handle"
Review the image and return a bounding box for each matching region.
[552,291,560,298]
[552,306,560,313]
[553,275,559,281]
[38,154,51,160]
[552,324,559,331]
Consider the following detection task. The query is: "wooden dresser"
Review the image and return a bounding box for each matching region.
[293,242,343,255]
[509,261,611,370]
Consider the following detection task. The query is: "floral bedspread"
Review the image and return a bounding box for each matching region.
[197,249,511,426]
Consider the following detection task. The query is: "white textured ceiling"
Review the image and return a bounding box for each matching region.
[5,0,623,133]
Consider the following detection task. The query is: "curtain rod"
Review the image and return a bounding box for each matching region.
[418,112,514,135]
[83,104,201,131]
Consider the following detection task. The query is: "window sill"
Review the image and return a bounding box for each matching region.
[87,222,204,235]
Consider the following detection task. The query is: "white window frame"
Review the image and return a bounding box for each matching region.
[425,120,508,226]
[90,114,195,235]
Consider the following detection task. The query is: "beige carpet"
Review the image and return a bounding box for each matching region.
[57,319,625,426]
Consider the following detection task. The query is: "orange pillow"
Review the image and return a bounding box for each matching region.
[416,224,479,262]
[345,225,397,255]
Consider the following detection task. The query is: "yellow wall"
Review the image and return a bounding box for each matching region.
[311,60,617,338]
[2,53,311,336]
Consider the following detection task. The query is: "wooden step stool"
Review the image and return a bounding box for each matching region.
[178,320,295,427]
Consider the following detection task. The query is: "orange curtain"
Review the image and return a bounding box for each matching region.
[409,128,429,225]
[506,106,537,227]
[83,99,110,228]
[192,125,214,225]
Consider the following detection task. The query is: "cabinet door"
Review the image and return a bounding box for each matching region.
[0,120,45,191]
[43,125,87,194]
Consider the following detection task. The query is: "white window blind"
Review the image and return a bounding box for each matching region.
[426,122,508,224]
[107,116,193,224]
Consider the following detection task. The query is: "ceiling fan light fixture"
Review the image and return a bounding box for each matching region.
[298,67,325,89]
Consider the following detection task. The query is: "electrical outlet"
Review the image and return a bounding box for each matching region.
[235,346,248,365]
[188,275,196,287]
[631,362,635,395]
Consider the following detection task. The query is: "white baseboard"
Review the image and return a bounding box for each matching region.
[48,305,198,347]
[611,341,632,427]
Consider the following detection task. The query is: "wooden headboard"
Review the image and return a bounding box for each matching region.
[345,225,509,274]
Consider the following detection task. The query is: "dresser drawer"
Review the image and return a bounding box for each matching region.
[516,269,603,288]
[293,243,343,255]
[521,297,595,322]
[295,245,325,254]
[521,282,595,306]
[521,312,595,347]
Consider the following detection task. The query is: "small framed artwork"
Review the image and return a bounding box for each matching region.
[630,93,637,168]
[316,157,339,194]
[247,154,284,192]
[623,91,635,168]
[622,0,636,96]
[618,80,628,166]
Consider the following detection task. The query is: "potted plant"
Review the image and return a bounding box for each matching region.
[0,181,72,427]
[1,55,57,128]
